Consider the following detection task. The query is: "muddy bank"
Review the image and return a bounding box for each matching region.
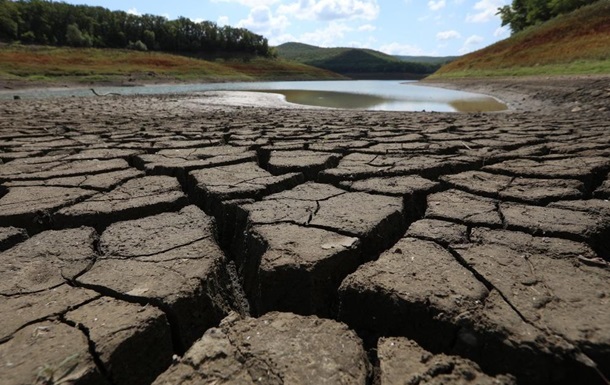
[423,74,610,113]
[0,76,609,385]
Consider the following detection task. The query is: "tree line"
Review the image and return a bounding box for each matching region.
[498,0,603,33]
[0,0,272,56]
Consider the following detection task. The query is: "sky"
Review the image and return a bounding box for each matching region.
[60,0,512,57]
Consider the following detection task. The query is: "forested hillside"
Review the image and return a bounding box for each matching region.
[0,0,271,56]
[276,42,438,79]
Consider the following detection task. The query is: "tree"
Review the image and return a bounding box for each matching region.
[66,23,89,46]
[127,39,147,51]
[142,29,156,49]
[499,0,602,33]
[0,0,19,41]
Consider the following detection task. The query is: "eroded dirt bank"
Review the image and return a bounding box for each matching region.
[1,76,609,385]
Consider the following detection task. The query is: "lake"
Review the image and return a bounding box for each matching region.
[1,80,508,112]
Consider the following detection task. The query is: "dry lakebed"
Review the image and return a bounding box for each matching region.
[0,75,609,385]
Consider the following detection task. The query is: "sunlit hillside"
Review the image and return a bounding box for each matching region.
[430,1,610,78]
[0,44,344,86]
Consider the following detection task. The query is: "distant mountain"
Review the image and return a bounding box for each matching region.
[394,55,458,65]
[275,42,440,79]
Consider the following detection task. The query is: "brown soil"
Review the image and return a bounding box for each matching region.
[0,75,609,385]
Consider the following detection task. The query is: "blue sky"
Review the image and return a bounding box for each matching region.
[61,0,511,56]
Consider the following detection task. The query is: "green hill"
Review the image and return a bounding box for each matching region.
[394,55,458,65]
[275,42,439,79]
[430,1,610,78]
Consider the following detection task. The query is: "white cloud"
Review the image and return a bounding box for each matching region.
[459,34,484,53]
[358,24,376,32]
[428,0,446,11]
[269,32,297,46]
[466,0,507,23]
[494,26,509,37]
[127,7,141,16]
[380,42,426,55]
[278,0,380,21]
[237,5,290,37]
[217,16,230,26]
[298,21,353,46]
[211,0,280,7]
[436,30,461,40]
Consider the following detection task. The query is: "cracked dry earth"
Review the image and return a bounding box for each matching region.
[1,85,609,385]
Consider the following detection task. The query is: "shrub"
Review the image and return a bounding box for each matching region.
[127,40,148,51]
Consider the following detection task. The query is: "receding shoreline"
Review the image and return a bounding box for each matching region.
[2,74,608,113]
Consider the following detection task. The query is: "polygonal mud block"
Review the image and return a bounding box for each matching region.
[0,285,99,344]
[66,297,173,385]
[133,147,256,182]
[4,168,146,192]
[54,176,187,230]
[454,230,610,362]
[318,153,479,184]
[0,158,130,182]
[340,231,610,384]
[338,237,488,350]
[378,337,516,385]
[188,162,304,214]
[152,312,369,385]
[266,150,341,180]
[0,227,98,295]
[64,148,143,161]
[77,205,236,350]
[248,223,361,316]
[500,201,610,256]
[0,186,96,231]
[0,226,28,251]
[240,182,404,253]
[483,156,610,188]
[441,170,585,205]
[405,218,469,246]
[452,229,610,383]
[0,321,107,385]
[340,175,440,221]
[425,189,503,227]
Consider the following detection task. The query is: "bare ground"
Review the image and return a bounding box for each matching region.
[0,75,609,385]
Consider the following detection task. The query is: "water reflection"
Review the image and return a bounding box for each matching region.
[260,90,394,109]
[260,89,507,113]
[0,80,508,112]
[449,98,508,112]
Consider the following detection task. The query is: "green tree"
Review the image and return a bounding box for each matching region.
[127,39,147,51]
[0,0,19,41]
[65,23,91,47]
[499,0,602,33]
[142,29,156,49]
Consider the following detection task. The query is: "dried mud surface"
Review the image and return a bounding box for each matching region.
[1,76,609,385]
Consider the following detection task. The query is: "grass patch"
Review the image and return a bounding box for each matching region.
[430,60,610,78]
